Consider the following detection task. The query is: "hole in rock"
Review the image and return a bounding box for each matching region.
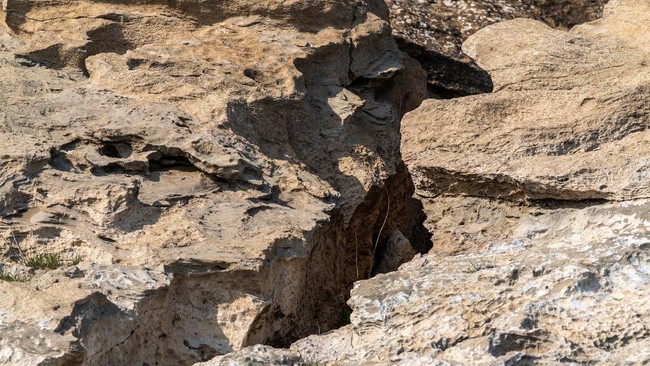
[243,68,262,81]
[394,37,494,99]
[147,152,197,172]
[98,142,133,159]
[49,148,74,172]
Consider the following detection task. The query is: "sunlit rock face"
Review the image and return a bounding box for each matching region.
[201,1,650,364]
[385,0,608,97]
[0,0,429,364]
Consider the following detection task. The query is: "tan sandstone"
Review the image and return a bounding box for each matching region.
[200,0,650,364]
[0,1,428,365]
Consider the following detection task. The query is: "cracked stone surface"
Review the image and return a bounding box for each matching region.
[289,199,650,365]
[0,1,429,364]
[403,0,649,255]
[386,0,608,96]
[201,1,650,364]
[2,0,648,365]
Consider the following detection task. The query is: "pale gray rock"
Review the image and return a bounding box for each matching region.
[195,345,302,366]
[288,197,650,365]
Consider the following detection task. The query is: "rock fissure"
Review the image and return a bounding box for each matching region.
[4,0,650,365]
[200,1,650,364]
[0,0,431,364]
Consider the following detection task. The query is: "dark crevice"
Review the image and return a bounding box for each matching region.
[395,37,493,99]
[99,142,133,159]
[254,163,432,349]
[49,148,74,172]
[526,197,612,209]
[147,153,196,172]
[417,166,615,204]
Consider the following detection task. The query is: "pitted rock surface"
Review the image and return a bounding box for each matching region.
[403,0,650,219]
[291,199,650,365]
[203,1,650,364]
[2,0,648,365]
[0,1,428,365]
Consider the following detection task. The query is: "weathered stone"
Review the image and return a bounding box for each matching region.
[213,1,650,364]
[403,0,650,207]
[4,0,647,364]
[386,0,609,96]
[289,197,650,365]
[195,345,302,366]
[0,1,428,364]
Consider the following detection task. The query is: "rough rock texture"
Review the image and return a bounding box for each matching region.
[195,345,302,366]
[0,1,429,365]
[386,0,609,96]
[205,0,650,364]
[292,199,650,365]
[404,0,650,251]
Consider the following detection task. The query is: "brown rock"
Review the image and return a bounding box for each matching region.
[0,1,429,364]
[403,0,649,205]
[213,1,650,364]
[386,0,609,96]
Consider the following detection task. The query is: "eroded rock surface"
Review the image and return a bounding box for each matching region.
[404,0,650,254]
[291,199,650,365]
[207,0,650,364]
[0,1,429,365]
[386,0,609,96]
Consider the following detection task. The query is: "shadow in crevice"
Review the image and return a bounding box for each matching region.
[395,37,493,99]
[225,36,431,348]
[55,293,122,339]
[52,272,248,365]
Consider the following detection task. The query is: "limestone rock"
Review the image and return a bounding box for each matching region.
[214,1,650,364]
[403,0,650,207]
[291,199,650,365]
[195,345,302,366]
[403,0,649,255]
[386,0,608,96]
[314,0,650,363]
[0,1,428,364]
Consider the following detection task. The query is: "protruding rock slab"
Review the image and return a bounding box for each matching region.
[0,1,428,364]
[207,1,650,364]
[403,0,649,206]
[291,199,650,365]
[386,0,609,96]
[401,0,648,253]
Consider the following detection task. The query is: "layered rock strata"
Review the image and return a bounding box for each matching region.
[202,0,650,364]
[0,1,429,365]
[405,0,650,253]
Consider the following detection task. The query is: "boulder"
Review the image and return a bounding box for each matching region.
[0,1,429,364]
[385,0,609,96]
[403,0,650,216]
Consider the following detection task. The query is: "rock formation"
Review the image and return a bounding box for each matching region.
[200,0,650,364]
[2,0,648,365]
[0,1,429,365]
[386,0,609,96]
